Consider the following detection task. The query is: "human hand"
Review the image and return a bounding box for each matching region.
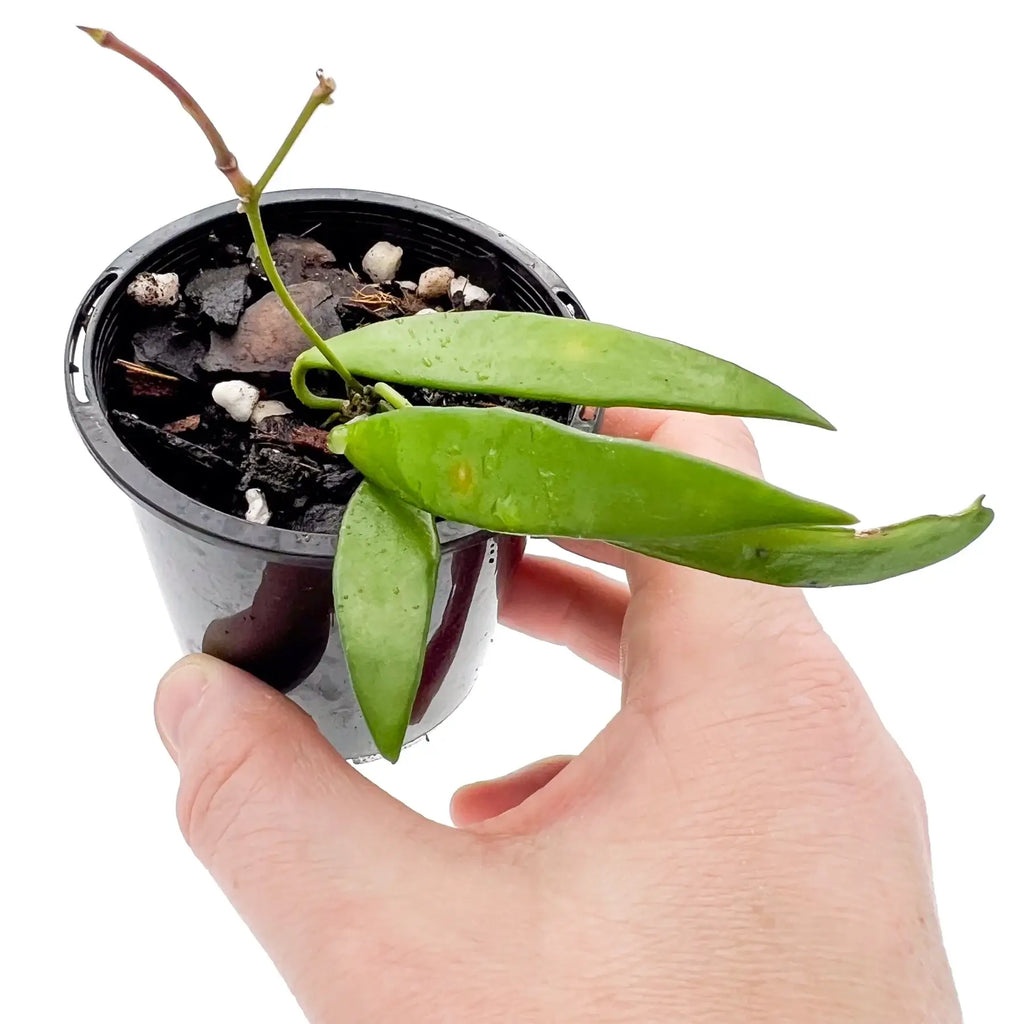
[155,408,961,1023]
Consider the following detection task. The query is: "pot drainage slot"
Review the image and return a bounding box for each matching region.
[67,321,90,404]
[66,271,119,405]
[555,288,580,318]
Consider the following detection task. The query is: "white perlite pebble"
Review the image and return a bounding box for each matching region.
[212,380,260,422]
[397,280,418,292]
[127,272,179,307]
[448,275,467,300]
[462,282,490,308]
[361,241,403,283]
[415,307,438,315]
[244,488,272,526]
[417,266,455,300]
[251,400,292,425]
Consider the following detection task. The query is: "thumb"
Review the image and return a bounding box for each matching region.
[154,654,438,987]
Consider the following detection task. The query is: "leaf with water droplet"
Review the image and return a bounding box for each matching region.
[342,406,855,543]
[334,481,439,762]
[293,311,833,428]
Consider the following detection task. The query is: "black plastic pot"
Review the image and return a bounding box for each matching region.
[66,188,594,761]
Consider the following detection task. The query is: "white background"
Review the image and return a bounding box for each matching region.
[3,2,1021,1020]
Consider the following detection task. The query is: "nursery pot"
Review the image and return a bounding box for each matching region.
[66,188,594,761]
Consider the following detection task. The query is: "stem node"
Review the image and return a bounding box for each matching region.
[80,29,376,404]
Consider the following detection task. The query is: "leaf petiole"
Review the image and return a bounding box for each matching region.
[373,382,412,410]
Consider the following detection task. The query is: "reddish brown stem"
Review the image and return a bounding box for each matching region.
[78,26,253,198]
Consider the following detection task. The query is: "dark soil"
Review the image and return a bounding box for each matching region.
[107,230,569,533]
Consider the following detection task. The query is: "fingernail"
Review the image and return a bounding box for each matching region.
[155,659,209,758]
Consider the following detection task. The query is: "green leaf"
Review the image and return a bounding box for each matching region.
[331,407,856,540]
[619,497,993,586]
[334,481,440,762]
[292,311,834,428]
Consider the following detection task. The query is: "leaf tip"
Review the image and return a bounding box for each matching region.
[794,403,836,431]
[831,506,860,527]
[77,25,109,45]
[376,733,403,764]
[969,494,995,527]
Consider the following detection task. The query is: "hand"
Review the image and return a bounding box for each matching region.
[155,409,961,1023]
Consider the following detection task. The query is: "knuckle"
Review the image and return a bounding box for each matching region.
[886,743,929,823]
[750,650,935,840]
[176,720,280,861]
[780,659,923,817]
[712,419,762,474]
[789,657,863,724]
[763,649,883,784]
[899,753,927,811]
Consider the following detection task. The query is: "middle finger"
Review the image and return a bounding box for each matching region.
[499,555,628,678]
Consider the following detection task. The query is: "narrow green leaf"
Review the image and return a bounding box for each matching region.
[334,407,856,541]
[293,311,834,428]
[620,497,993,587]
[334,481,440,762]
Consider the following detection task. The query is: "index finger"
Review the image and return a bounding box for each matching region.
[592,408,831,709]
[548,409,678,569]
[550,406,763,571]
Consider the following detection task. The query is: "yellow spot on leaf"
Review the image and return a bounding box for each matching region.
[449,460,475,494]
[561,337,588,360]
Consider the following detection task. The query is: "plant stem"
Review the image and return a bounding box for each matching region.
[239,69,364,399]
[374,382,412,409]
[245,202,361,393]
[253,71,335,197]
[78,27,253,199]
[80,28,371,404]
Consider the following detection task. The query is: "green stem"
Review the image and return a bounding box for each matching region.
[292,356,347,411]
[374,382,412,409]
[253,72,334,196]
[245,202,362,394]
[241,69,368,401]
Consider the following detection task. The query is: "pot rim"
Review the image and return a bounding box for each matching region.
[65,187,596,563]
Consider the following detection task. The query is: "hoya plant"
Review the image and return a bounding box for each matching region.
[83,29,992,762]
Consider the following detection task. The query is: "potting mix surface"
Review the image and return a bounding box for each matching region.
[107,230,570,533]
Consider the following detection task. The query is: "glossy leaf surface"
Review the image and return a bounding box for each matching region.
[334,481,439,762]
[330,407,856,540]
[293,311,834,428]
[620,498,993,586]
